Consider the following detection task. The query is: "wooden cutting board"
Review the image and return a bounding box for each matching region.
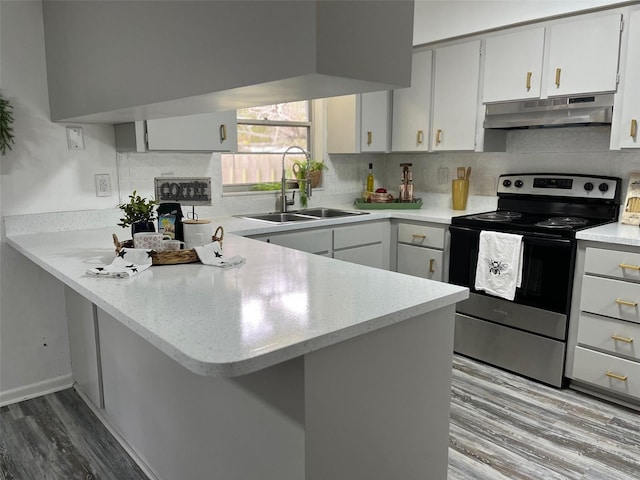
[621,171,640,225]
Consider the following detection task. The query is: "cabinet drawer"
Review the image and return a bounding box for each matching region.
[254,229,332,255]
[397,244,443,281]
[333,222,385,250]
[573,346,640,401]
[397,223,445,249]
[584,247,640,282]
[581,276,640,324]
[577,312,640,361]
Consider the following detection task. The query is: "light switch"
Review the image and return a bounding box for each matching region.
[66,126,84,150]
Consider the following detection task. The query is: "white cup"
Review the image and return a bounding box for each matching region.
[160,239,186,252]
[133,232,171,250]
[183,219,213,249]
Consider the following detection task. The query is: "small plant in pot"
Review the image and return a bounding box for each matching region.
[117,190,158,236]
[293,160,327,208]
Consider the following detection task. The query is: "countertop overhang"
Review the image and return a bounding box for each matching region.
[5,206,477,378]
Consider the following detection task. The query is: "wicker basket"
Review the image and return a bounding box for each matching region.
[293,164,322,188]
[113,226,224,266]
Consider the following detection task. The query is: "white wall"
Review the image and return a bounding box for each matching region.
[0,0,117,404]
[414,0,629,45]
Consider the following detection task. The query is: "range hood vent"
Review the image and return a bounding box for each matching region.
[484,94,614,129]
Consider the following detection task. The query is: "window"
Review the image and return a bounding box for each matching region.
[222,101,313,191]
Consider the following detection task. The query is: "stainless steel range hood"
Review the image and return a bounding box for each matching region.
[484,94,614,129]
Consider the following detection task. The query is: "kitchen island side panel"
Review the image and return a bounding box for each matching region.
[305,305,455,480]
[97,308,305,480]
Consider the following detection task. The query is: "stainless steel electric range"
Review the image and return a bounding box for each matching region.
[449,173,622,387]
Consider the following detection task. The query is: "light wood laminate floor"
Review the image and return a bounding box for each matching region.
[1,355,638,479]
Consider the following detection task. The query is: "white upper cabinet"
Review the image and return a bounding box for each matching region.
[360,91,391,153]
[482,12,622,103]
[432,40,481,151]
[145,111,237,152]
[545,13,622,97]
[482,28,545,103]
[326,91,391,154]
[615,9,640,149]
[391,50,433,152]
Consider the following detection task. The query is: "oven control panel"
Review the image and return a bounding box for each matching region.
[497,174,620,200]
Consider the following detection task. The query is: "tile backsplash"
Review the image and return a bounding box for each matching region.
[118,126,639,217]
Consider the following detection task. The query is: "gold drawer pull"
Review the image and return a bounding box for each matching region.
[611,334,634,343]
[429,258,436,274]
[605,371,628,382]
[219,124,227,142]
[615,298,638,307]
[631,119,638,139]
[417,130,424,145]
[412,234,426,240]
[555,68,561,88]
[367,131,373,146]
[435,129,442,145]
[526,71,532,91]
[619,263,640,271]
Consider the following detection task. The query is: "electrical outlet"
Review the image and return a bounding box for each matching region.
[66,126,84,150]
[437,167,449,185]
[95,174,112,197]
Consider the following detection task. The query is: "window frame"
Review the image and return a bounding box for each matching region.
[222,101,315,193]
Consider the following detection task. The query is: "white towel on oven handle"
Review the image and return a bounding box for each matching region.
[474,231,524,301]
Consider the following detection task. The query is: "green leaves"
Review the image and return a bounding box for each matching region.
[117,191,158,228]
[0,91,15,155]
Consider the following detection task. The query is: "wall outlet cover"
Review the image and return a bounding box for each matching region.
[95,174,112,197]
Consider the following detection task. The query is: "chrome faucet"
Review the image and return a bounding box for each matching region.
[279,146,311,212]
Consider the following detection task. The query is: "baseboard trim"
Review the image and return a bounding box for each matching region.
[0,374,74,407]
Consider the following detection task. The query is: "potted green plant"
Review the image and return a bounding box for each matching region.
[117,190,158,236]
[293,160,327,208]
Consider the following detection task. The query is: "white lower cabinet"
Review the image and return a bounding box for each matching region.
[251,229,332,256]
[395,221,448,281]
[333,221,390,269]
[250,221,390,268]
[571,245,640,406]
[397,244,443,282]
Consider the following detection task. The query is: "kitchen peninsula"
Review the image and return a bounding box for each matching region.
[5,210,468,480]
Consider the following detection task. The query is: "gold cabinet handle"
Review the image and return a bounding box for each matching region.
[619,263,640,271]
[606,371,628,382]
[615,298,638,307]
[611,334,634,343]
[417,130,424,145]
[526,71,532,91]
[411,234,426,240]
[367,131,373,146]
[219,124,227,142]
[435,129,442,145]
[429,258,436,274]
[631,119,638,139]
[555,68,562,88]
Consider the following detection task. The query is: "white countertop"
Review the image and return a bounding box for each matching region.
[576,222,640,247]
[5,202,476,378]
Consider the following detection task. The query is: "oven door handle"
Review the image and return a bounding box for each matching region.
[449,225,573,247]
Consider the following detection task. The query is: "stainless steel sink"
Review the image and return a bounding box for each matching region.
[240,212,316,223]
[237,207,368,224]
[295,208,368,218]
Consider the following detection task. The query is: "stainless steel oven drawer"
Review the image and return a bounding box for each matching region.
[454,313,566,387]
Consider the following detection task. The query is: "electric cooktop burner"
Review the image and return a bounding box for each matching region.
[474,211,522,221]
[536,217,589,228]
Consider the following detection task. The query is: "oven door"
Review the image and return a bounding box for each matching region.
[449,225,575,316]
